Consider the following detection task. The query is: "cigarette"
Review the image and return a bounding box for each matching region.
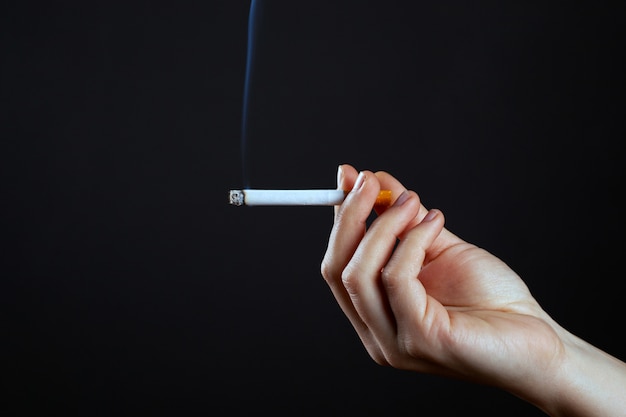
[229,189,393,207]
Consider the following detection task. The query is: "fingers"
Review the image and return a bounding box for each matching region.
[321,164,457,365]
[323,164,430,363]
[325,169,381,285]
[374,170,428,221]
[334,164,358,217]
[382,209,448,351]
[321,167,385,357]
[375,170,464,257]
[341,189,421,348]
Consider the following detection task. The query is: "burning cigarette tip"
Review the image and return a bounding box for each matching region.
[229,190,244,206]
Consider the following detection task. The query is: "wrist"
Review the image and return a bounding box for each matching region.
[538,325,626,417]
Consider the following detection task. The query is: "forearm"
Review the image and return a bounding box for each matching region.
[533,325,626,417]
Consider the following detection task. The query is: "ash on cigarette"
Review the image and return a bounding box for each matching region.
[229,190,244,206]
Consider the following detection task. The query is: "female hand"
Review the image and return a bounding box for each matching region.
[320,164,626,416]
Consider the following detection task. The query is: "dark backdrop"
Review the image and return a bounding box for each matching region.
[2,1,624,416]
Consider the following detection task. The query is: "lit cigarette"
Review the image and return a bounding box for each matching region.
[229,189,393,207]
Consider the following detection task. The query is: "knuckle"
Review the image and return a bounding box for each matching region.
[401,337,420,358]
[320,258,334,282]
[340,267,359,295]
[380,266,401,292]
[398,333,428,362]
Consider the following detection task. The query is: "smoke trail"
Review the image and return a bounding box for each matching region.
[240,0,261,188]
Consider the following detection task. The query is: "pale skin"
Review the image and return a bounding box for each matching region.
[321,163,626,417]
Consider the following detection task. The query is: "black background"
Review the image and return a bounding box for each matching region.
[2,1,624,416]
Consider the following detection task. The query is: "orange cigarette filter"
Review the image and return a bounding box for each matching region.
[373,189,393,208]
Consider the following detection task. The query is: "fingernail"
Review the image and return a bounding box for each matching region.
[337,165,344,188]
[422,209,438,222]
[353,171,365,191]
[393,190,410,206]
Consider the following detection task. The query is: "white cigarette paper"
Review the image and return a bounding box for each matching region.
[228,189,392,207]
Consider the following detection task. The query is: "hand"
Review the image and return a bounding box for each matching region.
[321,164,626,416]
